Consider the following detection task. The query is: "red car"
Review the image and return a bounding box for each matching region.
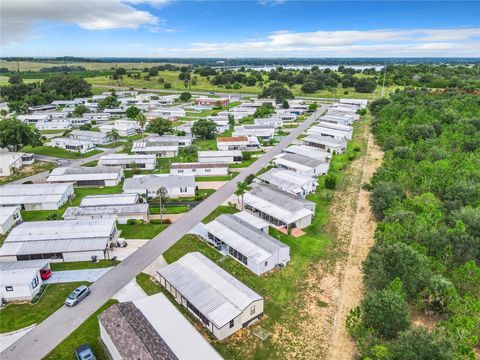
[40,269,52,280]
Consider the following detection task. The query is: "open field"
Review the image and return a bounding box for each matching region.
[0,282,87,333]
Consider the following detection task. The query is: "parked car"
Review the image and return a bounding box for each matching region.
[75,344,96,360]
[40,269,52,280]
[65,285,90,307]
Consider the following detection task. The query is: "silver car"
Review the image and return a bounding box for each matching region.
[65,285,90,307]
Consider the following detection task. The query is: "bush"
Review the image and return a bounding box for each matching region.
[370,181,405,220]
[324,174,337,189]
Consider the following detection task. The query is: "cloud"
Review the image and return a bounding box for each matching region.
[167,27,480,57]
[258,0,287,6]
[0,0,168,45]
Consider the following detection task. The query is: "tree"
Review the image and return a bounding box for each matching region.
[308,102,318,111]
[228,114,235,129]
[361,279,410,339]
[191,119,217,139]
[0,118,42,151]
[41,74,92,99]
[107,128,120,141]
[241,151,252,161]
[147,117,172,136]
[260,82,294,103]
[126,106,141,120]
[157,187,168,223]
[389,328,457,360]
[368,98,391,115]
[136,112,147,137]
[79,123,92,131]
[179,92,192,102]
[282,100,290,109]
[370,181,405,220]
[253,103,275,118]
[301,81,317,93]
[98,96,120,111]
[363,242,432,299]
[73,105,88,117]
[324,174,337,189]
[235,180,251,210]
[354,78,377,93]
[8,73,22,85]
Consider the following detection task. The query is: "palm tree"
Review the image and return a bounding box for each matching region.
[156,186,168,223]
[234,180,251,210]
[107,128,120,141]
[136,112,147,138]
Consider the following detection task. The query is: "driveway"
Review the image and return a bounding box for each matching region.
[113,279,147,303]
[196,181,227,190]
[44,268,112,284]
[110,240,149,261]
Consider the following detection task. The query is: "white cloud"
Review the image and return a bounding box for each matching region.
[258,0,287,6]
[0,0,166,45]
[166,28,480,57]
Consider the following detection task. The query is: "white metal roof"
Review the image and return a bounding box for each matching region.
[134,293,223,360]
[283,145,330,161]
[303,135,346,147]
[158,252,262,328]
[205,214,287,264]
[123,174,195,192]
[0,183,73,206]
[0,268,39,286]
[317,121,353,132]
[198,150,242,158]
[0,206,20,225]
[257,168,317,192]
[0,259,49,271]
[307,126,351,139]
[80,193,138,207]
[274,153,327,170]
[63,204,148,218]
[99,154,156,165]
[233,211,269,230]
[70,130,109,139]
[47,166,122,182]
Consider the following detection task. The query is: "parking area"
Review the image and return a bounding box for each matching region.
[44,268,112,284]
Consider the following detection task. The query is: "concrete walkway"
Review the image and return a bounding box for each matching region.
[2,106,326,360]
[196,181,227,190]
[44,267,113,284]
[113,279,147,303]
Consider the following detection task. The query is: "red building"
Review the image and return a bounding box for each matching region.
[195,97,230,106]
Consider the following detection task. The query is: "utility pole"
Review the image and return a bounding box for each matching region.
[381,65,387,98]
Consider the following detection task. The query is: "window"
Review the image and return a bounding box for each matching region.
[229,319,234,328]
[31,276,39,289]
[250,305,255,315]
[205,168,211,173]
[5,286,13,292]
[192,168,196,172]
[178,169,184,173]
[264,261,268,267]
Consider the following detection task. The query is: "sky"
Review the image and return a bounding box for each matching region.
[1,0,479,58]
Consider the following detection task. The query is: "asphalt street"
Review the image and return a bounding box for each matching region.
[1,105,326,360]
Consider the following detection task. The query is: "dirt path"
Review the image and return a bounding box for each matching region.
[269,121,383,360]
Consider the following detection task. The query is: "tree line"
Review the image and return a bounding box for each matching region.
[348,89,480,359]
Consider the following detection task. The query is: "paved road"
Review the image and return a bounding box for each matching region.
[12,147,122,184]
[1,106,326,360]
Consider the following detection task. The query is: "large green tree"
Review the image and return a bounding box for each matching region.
[0,118,42,151]
[191,119,217,139]
[146,117,172,136]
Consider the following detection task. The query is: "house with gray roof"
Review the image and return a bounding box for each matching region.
[204,214,290,275]
[99,293,222,360]
[47,166,124,187]
[0,183,74,210]
[157,252,264,340]
[98,154,156,170]
[123,174,195,198]
[302,134,347,154]
[256,168,318,197]
[273,152,330,177]
[69,130,112,145]
[243,183,315,229]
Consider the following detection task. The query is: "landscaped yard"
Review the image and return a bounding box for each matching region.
[50,260,119,271]
[44,300,117,360]
[136,273,163,296]
[202,205,239,224]
[21,145,102,159]
[0,161,56,186]
[118,222,168,239]
[0,282,88,333]
[149,205,190,214]
[195,174,236,182]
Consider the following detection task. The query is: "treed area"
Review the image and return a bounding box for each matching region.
[348,90,480,359]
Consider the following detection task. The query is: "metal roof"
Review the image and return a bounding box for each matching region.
[158,252,262,328]
[0,183,73,206]
[198,150,242,158]
[80,193,138,207]
[317,121,353,132]
[70,130,109,139]
[170,162,228,169]
[283,145,331,160]
[205,214,287,264]
[63,204,148,218]
[123,174,195,192]
[0,206,20,224]
[0,268,39,286]
[275,153,327,170]
[99,154,156,165]
[257,168,317,192]
[47,166,122,182]
[0,259,49,271]
[233,211,269,230]
[303,135,347,147]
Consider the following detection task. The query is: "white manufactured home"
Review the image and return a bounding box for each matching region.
[204,214,290,275]
[0,206,22,235]
[63,203,149,224]
[98,154,156,170]
[0,183,74,210]
[99,293,223,360]
[0,219,119,262]
[233,125,275,140]
[198,150,243,164]
[256,168,318,197]
[274,153,330,177]
[157,252,264,340]
[170,162,228,177]
[217,136,260,151]
[307,125,353,140]
[0,260,50,302]
[98,120,140,137]
[244,183,315,229]
[69,130,112,145]
[0,152,24,177]
[131,140,179,158]
[47,166,124,187]
[302,135,347,154]
[47,137,96,153]
[123,174,195,198]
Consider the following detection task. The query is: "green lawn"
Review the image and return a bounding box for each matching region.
[118,223,168,239]
[44,300,117,360]
[149,205,190,214]
[21,145,102,159]
[229,157,257,168]
[136,273,163,296]
[99,141,126,148]
[195,174,235,182]
[0,282,88,333]
[202,205,239,223]
[50,260,119,271]
[0,161,56,186]
[82,160,98,167]
[192,138,217,150]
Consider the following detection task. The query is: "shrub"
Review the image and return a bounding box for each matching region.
[324,174,337,189]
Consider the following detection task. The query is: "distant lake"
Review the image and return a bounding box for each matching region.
[225,65,384,71]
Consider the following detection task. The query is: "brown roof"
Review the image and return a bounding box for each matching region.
[99,302,177,360]
[171,162,228,169]
[217,136,247,142]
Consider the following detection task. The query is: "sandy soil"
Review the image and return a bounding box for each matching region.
[268,122,383,360]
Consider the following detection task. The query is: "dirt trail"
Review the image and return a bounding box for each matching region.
[269,122,383,360]
[327,130,383,360]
